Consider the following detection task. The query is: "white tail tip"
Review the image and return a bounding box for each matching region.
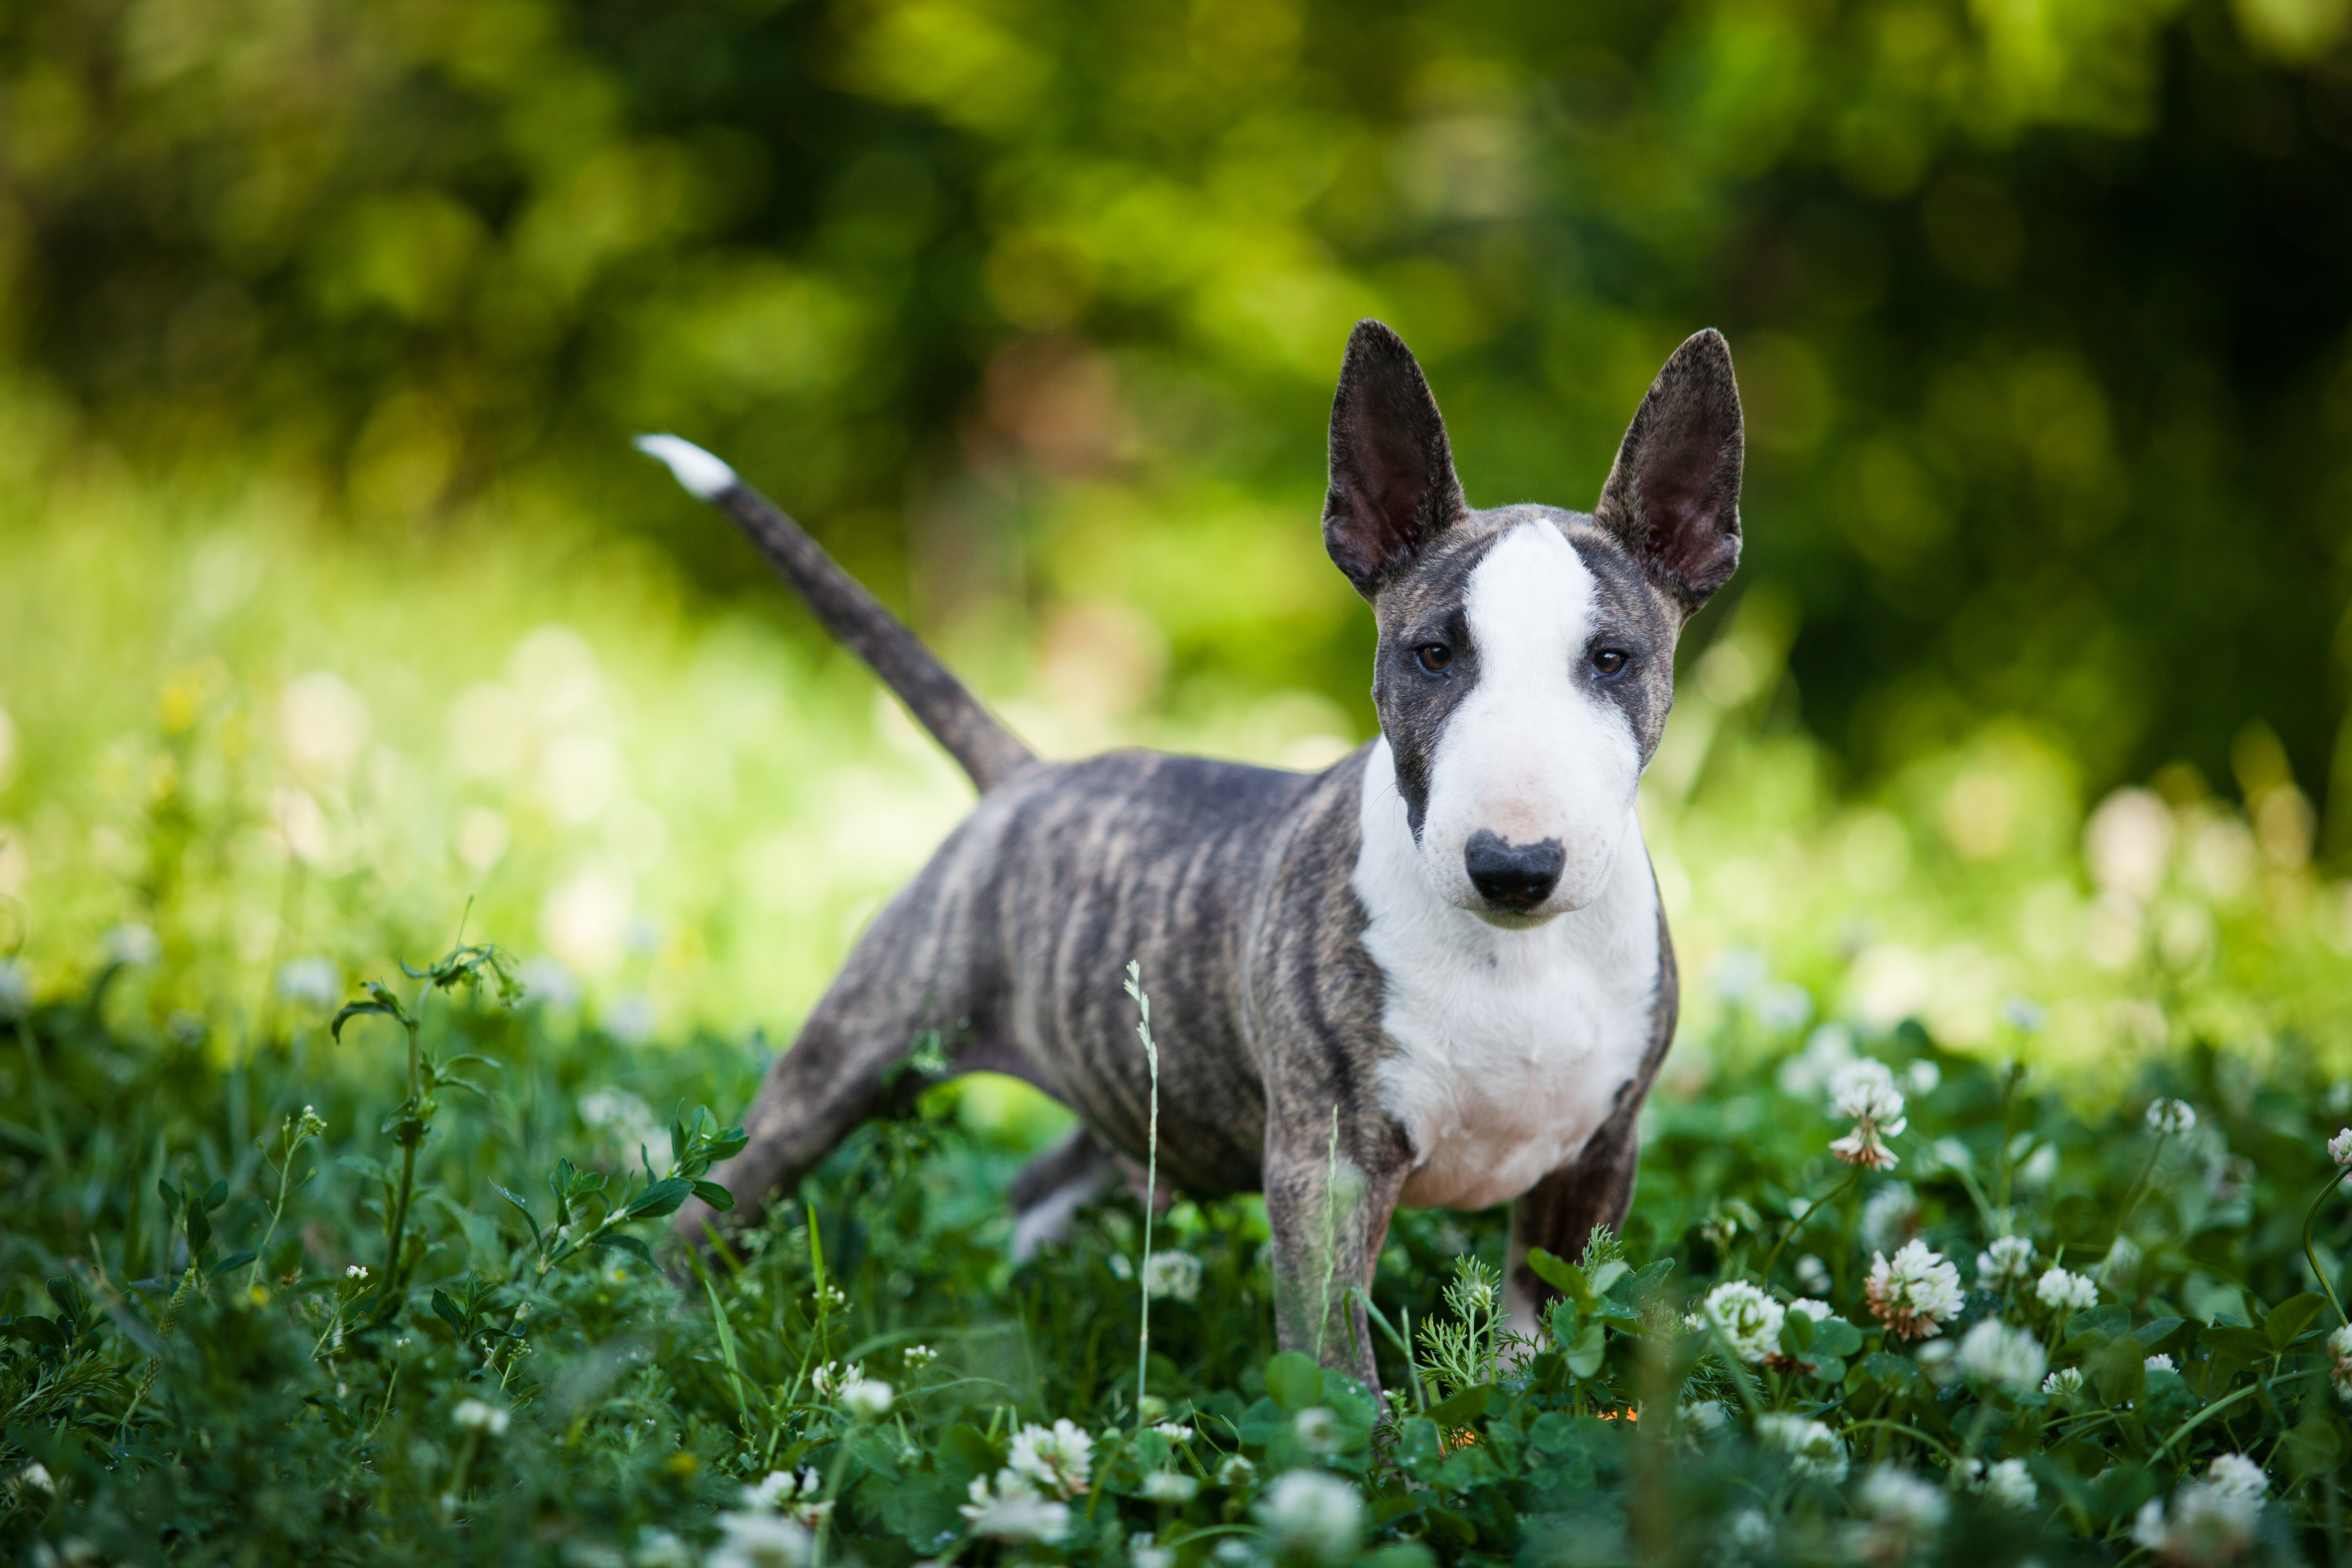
[633,433,738,501]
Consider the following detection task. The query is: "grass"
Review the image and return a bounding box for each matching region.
[4,917,2352,1566]
[6,473,2352,1565]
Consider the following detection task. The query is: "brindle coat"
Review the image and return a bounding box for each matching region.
[656,321,1745,1385]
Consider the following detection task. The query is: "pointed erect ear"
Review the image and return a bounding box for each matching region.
[1594,329,1745,613]
[1322,320,1468,599]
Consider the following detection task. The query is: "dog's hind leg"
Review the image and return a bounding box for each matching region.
[1006,1126,1116,1263]
[669,880,1004,1249]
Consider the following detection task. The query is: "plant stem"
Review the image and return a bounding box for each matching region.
[1758,1161,1865,1286]
[375,1004,427,1318]
[2300,1169,2348,1327]
[1126,962,1160,1431]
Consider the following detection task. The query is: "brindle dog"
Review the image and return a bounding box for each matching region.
[639,320,1744,1385]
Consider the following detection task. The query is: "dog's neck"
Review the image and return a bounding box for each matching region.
[1353,736,1663,1212]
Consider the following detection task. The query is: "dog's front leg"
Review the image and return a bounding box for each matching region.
[1262,1118,1407,1390]
[1502,1113,1640,1339]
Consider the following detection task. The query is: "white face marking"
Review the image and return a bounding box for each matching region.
[1354,741,1661,1215]
[1417,521,1643,921]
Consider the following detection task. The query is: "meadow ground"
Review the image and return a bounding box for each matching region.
[6,488,2352,1565]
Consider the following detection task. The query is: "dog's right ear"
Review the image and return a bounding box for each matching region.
[1322,320,1468,600]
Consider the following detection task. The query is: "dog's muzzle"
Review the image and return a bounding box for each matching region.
[1463,830,1565,913]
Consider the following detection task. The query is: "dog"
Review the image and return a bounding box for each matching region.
[639,319,1743,1384]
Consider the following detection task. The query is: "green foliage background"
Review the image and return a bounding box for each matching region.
[6,7,2352,1058]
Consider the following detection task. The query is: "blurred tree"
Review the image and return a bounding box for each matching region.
[3,0,2349,826]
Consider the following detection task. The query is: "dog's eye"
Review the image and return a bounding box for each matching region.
[1590,648,1629,676]
[1414,643,1453,674]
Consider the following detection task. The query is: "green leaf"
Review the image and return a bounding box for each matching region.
[1564,1320,1607,1379]
[2264,1292,2327,1351]
[2278,1410,2346,1480]
[586,1233,656,1269]
[1422,1383,1490,1427]
[1525,1247,1583,1298]
[432,1289,466,1333]
[6,1316,66,1350]
[690,1179,736,1212]
[1810,1317,1864,1357]
[208,1249,258,1280]
[491,1183,544,1250]
[2093,1336,2146,1405]
[330,997,400,1042]
[1264,1351,1323,1411]
[626,1176,695,1219]
[1779,1311,1815,1357]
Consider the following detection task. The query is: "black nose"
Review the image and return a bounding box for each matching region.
[1464,830,1565,912]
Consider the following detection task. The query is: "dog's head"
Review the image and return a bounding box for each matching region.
[1324,320,1744,926]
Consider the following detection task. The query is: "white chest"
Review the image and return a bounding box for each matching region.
[1353,742,1663,1212]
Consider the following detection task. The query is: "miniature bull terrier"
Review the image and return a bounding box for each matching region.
[639,320,1744,1384]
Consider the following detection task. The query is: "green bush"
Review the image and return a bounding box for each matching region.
[5,931,2349,1566]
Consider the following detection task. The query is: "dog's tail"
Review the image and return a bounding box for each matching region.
[635,434,1035,793]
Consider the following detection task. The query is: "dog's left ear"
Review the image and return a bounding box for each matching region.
[1595,328,1744,614]
[1323,320,1469,600]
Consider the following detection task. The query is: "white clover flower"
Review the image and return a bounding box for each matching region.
[631,1527,693,1568]
[15,1462,56,1494]
[1845,1467,1949,1560]
[1254,1470,1362,1563]
[840,1378,893,1419]
[2146,1099,2196,1138]
[2205,1454,2266,1502]
[1153,1421,1195,1443]
[453,1398,510,1436]
[2043,1367,2083,1397]
[1917,1338,1961,1389]
[2329,1129,2352,1168]
[1140,1470,1198,1503]
[2132,1482,2261,1564]
[2329,1324,2352,1404]
[1130,1532,1176,1568]
[103,923,161,967]
[1141,1250,1203,1304]
[1703,1280,1786,1363]
[709,1511,815,1568]
[1795,1254,1832,1294]
[1865,1240,1963,1340]
[275,957,341,1008]
[742,1468,833,1531]
[1789,1297,1835,1322]
[1973,1457,2038,1510]
[2035,1268,2098,1313]
[2001,995,2048,1032]
[961,1471,1069,1542]
[809,1361,860,1400]
[1006,1419,1093,1499]
[1678,1398,1729,1434]
[1977,1235,2036,1286]
[1828,1059,1908,1170]
[1757,1413,1848,1482]
[2145,1353,2177,1373]
[1859,1183,1920,1252]
[1215,1454,1256,1487]
[1725,1508,1773,1554]
[1293,1405,1340,1453]
[1955,1319,2048,1393]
